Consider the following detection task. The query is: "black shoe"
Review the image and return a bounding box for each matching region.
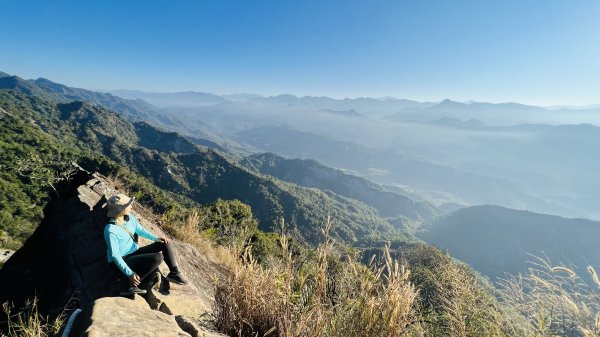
[165,271,188,285]
[119,286,147,296]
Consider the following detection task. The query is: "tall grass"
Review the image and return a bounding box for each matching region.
[498,256,600,337]
[1,299,65,337]
[213,217,419,337]
[161,209,239,271]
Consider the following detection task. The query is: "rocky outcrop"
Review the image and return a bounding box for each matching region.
[0,168,117,313]
[0,167,227,336]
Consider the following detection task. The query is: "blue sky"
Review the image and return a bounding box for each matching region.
[1,0,599,105]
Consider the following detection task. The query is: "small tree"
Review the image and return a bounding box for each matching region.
[197,199,258,245]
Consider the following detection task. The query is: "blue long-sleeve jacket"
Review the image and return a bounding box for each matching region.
[104,213,158,277]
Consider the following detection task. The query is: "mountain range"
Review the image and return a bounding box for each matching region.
[97,87,600,221]
[0,72,412,247]
[2,69,599,283]
[9,71,600,222]
[110,89,600,125]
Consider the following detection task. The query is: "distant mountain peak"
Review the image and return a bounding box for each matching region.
[33,77,56,84]
[273,94,299,99]
[438,98,462,106]
[0,74,66,102]
[32,77,69,91]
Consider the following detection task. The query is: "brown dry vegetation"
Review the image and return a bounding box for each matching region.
[1,299,65,337]
[498,257,600,337]
[160,209,239,271]
[145,194,600,337]
[213,217,419,337]
[209,213,600,337]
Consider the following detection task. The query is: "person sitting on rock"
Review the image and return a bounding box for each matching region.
[103,193,187,296]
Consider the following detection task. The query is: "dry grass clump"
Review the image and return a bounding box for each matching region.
[160,209,239,271]
[213,217,419,337]
[213,248,284,336]
[1,299,65,337]
[498,257,600,337]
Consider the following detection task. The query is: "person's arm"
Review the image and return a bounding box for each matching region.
[106,231,135,277]
[131,214,158,242]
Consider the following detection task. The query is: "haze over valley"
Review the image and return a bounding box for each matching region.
[108,87,600,221]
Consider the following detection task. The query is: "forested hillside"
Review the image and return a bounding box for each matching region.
[241,152,439,230]
[0,90,202,249]
[0,74,407,247]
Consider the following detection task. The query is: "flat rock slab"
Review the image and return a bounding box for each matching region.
[0,169,229,336]
[81,297,190,337]
[152,288,211,320]
[80,297,191,337]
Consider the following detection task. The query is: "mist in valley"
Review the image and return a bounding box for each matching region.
[111,90,600,221]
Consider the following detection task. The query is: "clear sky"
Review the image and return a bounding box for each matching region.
[1,0,599,106]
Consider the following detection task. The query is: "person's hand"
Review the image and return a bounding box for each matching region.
[156,237,170,244]
[129,273,141,287]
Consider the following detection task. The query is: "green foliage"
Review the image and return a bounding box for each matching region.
[195,199,258,245]
[398,244,514,337]
[247,230,282,263]
[0,94,83,247]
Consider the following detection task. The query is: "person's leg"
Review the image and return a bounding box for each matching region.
[123,252,164,281]
[138,269,160,291]
[111,263,132,293]
[131,242,178,272]
[129,242,187,285]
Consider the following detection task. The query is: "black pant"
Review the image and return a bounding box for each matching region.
[120,241,177,287]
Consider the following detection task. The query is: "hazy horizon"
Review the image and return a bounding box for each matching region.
[2,1,600,106]
[5,70,600,109]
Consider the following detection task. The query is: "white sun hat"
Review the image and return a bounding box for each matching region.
[105,194,135,218]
